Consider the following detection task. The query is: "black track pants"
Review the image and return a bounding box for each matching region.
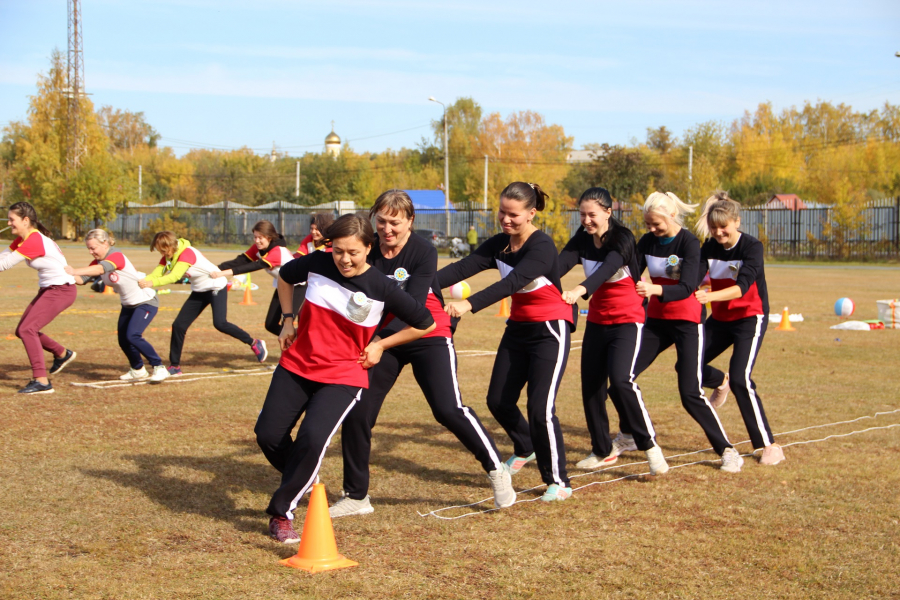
[169,289,254,366]
[255,366,361,519]
[341,337,504,499]
[632,318,733,455]
[264,287,306,337]
[581,321,658,454]
[486,319,570,487]
[702,315,774,449]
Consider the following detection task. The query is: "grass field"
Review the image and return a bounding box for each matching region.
[1,243,898,599]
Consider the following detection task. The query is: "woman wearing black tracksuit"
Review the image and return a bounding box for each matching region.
[559,187,669,476]
[438,182,574,502]
[334,190,513,517]
[694,193,784,467]
[632,192,741,473]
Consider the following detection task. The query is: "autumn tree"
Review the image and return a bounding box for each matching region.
[467,110,573,245]
[430,97,483,207]
[1,49,126,235]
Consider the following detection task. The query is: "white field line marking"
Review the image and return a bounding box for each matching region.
[71,367,273,389]
[417,407,900,520]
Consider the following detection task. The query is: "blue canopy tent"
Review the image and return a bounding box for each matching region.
[404,190,455,211]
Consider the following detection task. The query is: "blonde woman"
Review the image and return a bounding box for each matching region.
[632,192,741,472]
[65,229,168,383]
[694,193,784,466]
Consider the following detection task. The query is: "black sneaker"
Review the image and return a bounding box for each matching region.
[18,380,54,394]
[48,349,76,375]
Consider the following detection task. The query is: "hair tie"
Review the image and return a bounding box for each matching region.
[528,183,535,190]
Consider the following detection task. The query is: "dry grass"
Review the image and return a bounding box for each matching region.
[1,243,898,599]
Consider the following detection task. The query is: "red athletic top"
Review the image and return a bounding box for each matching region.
[278,252,434,388]
[559,227,645,325]
[700,233,769,321]
[637,229,702,323]
[437,230,573,324]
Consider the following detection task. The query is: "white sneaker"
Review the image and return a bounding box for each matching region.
[710,373,730,409]
[488,464,516,508]
[720,447,744,473]
[611,432,638,456]
[576,452,618,469]
[329,493,374,519]
[759,443,785,466]
[119,366,149,381]
[645,445,670,476]
[149,365,170,384]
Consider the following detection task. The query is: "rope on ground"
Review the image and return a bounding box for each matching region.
[417,407,900,521]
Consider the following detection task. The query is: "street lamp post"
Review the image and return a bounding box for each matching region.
[429,96,451,239]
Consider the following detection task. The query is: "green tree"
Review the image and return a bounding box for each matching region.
[431,97,482,207]
[1,49,122,235]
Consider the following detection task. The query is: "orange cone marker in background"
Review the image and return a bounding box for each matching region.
[102,283,116,295]
[775,306,796,331]
[280,483,358,573]
[494,297,510,318]
[239,273,257,306]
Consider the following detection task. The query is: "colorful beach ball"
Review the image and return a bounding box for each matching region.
[834,297,855,318]
[450,281,471,300]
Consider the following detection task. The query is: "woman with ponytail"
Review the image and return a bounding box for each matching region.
[438,182,574,502]
[0,202,77,394]
[139,231,267,375]
[211,220,300,337]
[631,192,742,472]
[559,187,669,476]
[694,192,784,466]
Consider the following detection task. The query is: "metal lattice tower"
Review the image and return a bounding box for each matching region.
[66,0,85,173]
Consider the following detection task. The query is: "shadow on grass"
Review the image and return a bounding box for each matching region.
[79,439,274,536]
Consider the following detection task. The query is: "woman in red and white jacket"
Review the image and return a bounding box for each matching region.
[0,202,77,394]
[211,220,300,337]
[694,192,784,466]
[559,187,669,477]
[256,214,434,543]
[633,192,741,472]
[438,182,574,502]
[65,229,169,384]
[294,212,335,257]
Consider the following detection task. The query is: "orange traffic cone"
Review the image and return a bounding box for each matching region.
[775,306,796,331]
[102,283,116,295]
[280,483,358,573]
[239,274,257,306]
[494,297,510,318]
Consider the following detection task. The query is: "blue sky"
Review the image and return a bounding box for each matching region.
[1,0,898,156]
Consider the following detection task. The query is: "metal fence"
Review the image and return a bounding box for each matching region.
[101,197,900,259]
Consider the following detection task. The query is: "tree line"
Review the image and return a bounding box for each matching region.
[2,50,899,244]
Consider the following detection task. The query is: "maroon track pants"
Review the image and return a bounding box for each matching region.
[15,284,76,378]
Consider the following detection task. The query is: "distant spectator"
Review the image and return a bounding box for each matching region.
[466,225,478,255]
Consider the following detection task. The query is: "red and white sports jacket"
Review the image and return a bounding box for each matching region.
[700,233,769,322]
[278,252,434,388]
[437,230,573,324]
[3,231,75,287]
[559,227,645,325]
[636,229,702,323]
[91,251,156,306]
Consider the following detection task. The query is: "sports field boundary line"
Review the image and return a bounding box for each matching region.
[70,367,274,389]
[417,407,900,520]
